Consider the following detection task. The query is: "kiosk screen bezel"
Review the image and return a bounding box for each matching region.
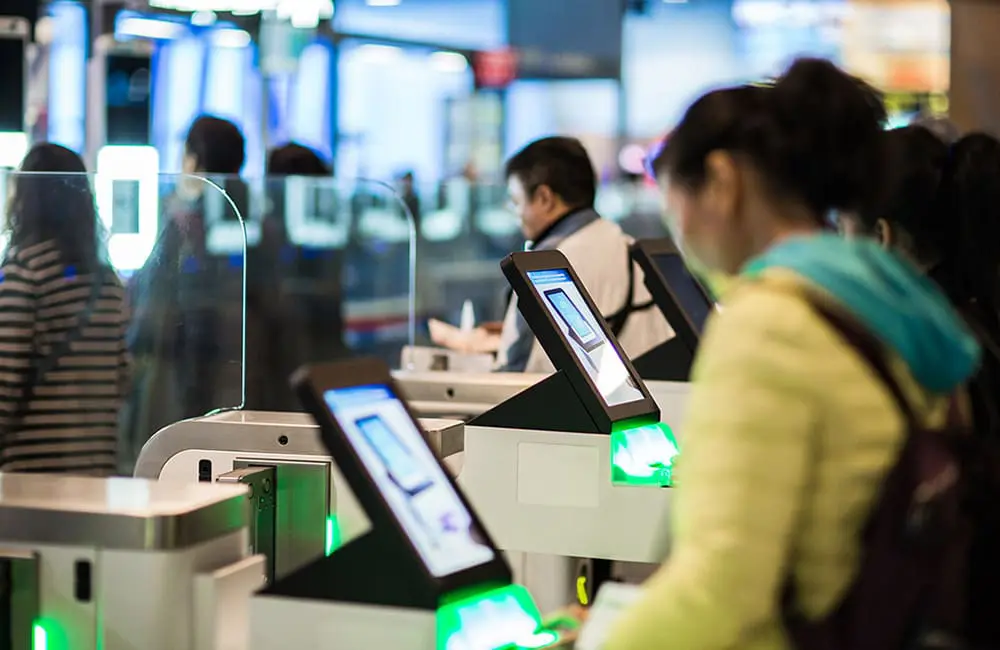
[501,249,659,431]
[630,238,714,353]
[293,359,511,593]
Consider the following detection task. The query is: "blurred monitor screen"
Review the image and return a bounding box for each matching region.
[0,37,25,133]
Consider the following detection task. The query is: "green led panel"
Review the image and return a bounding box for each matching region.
[325,515,342,555]
[32,618,69,650]
[610,421,679,487]
[438,583,556,650]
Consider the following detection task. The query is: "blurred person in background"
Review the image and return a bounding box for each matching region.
[431,136,673,370]
[495,137,672,372]
[244,143,342,411]
[0,144,128,475]
[604,59,978,650]
[396,170,422,233]
[840,125,1000,646]
[123,115,245,470]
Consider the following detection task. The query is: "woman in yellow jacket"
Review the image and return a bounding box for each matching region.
[603,59,980,649]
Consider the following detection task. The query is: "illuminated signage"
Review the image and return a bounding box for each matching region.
[149,0,334,28]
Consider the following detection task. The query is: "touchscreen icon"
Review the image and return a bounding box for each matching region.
[355,415,433,496]
[326,385,497,577]
[544,288,604,353]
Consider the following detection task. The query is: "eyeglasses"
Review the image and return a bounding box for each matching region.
[642,137,668,181]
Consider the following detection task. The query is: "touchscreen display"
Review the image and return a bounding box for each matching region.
[0,38,25,133]
[527,269,644,407]
[652,253,712,335]
[324,385,496,577]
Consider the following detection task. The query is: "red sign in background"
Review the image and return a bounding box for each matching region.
[473,49,518,89]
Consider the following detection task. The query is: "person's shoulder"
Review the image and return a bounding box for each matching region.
[9,240,60,265]
[698,270,841,375]
[558,216,628,256]
[3,240,60,278]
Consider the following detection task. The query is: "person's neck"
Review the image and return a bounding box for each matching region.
[751,213,821,261]
[532,205,587,245]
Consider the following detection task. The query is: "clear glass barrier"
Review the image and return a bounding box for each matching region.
[242,176,415,411]
[412,180,668,337]
[0,170,246,476]
[120,173,247,472]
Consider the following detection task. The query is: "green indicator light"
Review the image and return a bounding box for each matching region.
[32,623,46,650]
[32,618,67,650]
[437,583,553,650]
[325,515,342,555]
[610,421,679,487]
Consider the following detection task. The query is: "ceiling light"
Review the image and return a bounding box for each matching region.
[429,51,468,73]
[191,10,217,26]
[367,0,402,6]
[355,44,403,64]
[118,17,186,40]
[212,28,251,48]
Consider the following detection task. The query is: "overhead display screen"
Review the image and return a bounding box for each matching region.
[527,269,644,407]
[0,38,25,133]
[105,53,151,145]
[323,384,495,578]
[652,253,712,335]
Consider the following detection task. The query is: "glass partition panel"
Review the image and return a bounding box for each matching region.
[0,171,245,476]
[119,173,247,472]
[242,176,415,411]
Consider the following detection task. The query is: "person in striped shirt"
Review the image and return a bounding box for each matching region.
[0,144,129,475]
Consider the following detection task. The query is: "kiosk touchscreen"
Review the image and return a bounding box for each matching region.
[258,359,558,650]
[472,250,679,487]
[628,238,715,381]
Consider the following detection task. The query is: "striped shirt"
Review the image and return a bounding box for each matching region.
[0,240,129,475]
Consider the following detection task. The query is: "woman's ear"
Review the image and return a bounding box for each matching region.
[874,218,892,249]
[703,150,740,223]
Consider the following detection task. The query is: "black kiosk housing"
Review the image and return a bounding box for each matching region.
[629,238,714,381]
[264,358,511,610]
[471,249,661,435]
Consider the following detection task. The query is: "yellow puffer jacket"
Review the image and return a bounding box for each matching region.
[605,269,956,650]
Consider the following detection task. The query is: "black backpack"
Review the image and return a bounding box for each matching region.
[781,294,972,650]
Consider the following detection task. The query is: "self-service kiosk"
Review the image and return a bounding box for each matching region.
[457,250,679,612]
[0,474,263,650]
[134,411,465,585]
[394,370,548,421]
[251,360,569,650]
[629,237,715,382]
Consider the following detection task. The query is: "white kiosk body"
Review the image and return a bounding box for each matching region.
[0,473,262,650]
[134,411,464,578]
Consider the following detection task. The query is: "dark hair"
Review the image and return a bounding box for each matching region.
[185,115,246,175]
[911,115,961,145]
[8,143,105,270]
[941,133,1000,305]
[856,125,950,262]
[267,143,331,177]
[504,136,597,209]
[652,58,886,218]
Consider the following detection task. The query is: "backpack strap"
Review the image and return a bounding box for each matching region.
[783,287,969,647]
[803,293,919,427]
[605,253,655,338]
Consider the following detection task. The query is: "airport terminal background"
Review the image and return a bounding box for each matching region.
[0,0,995,648]
[0,0,963,448]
